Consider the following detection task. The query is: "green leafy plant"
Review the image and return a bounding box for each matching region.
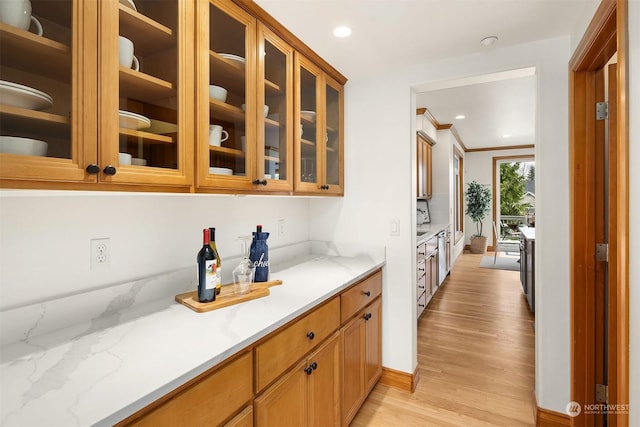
[465,180,492,237]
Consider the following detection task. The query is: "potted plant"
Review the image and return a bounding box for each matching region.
[465,180,492,254]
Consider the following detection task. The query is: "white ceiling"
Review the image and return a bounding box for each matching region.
[255,0,600,149]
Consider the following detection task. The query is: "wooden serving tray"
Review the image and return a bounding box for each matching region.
[176,279,282,313]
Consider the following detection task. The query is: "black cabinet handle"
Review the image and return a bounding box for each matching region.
[363,291,371,297]
[305,366,313,375]
[310,362,318,370]
[418,285,425,289]
[320,184,329,190]
[306,331,315,340]
[103,165,116,176]
[252,179,268,186]
[419,304,425,308]
[418,251,425,256]
[418,267,425,272]
[261,180,267,186]
[363,313,372,321]
[85,164,100,174]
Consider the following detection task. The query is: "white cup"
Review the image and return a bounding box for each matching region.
[118,152,132,165]
[209,125,229,146]
[209,85,228,102]
[0,0,43,36]
[118,36,139,71]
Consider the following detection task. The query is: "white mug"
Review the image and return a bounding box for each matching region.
[209,125,229,146]
[0,0,43,36]
[118,36,139,71]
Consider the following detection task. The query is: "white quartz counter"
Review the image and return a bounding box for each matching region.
[519,226,536,241]
[0,244,384,426]
[416,222,449,245]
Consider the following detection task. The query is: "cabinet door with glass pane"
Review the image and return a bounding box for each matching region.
[98,0,194,187]
[196,0,256,191]
[322,75,343,195]
[256,23,293,192]
[0,0,97,183]
[294,54,321,193]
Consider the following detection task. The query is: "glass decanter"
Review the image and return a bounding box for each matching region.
[232,236,255,295]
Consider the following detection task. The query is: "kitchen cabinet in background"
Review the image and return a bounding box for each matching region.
[416,132,434,199]
[416,234,440,320]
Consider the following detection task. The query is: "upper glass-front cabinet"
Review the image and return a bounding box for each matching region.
[99,0,193,186]
[295,54,343,194]
[196,0,256,190]
[0,0,97,182]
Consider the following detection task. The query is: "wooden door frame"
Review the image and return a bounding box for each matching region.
[569,0,629,425]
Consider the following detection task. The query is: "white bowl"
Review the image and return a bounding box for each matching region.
[0,136,48,156]
[301,110,316,122]
[119,152,132,165]
[241,104,269,118]
[209,85,228,102]
[209,167,233,175]
[131,157,147,166]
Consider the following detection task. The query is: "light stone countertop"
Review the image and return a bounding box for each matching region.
[0,244,384,427]
[519,226,536,241]
[416,223,449,245]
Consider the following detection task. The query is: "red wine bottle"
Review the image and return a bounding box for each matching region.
[197,228,217,303]
[209,227,222,295]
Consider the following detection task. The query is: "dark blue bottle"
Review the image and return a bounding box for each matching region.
[249,225,270,282]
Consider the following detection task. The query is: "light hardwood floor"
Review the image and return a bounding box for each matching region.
[351,253,535,426]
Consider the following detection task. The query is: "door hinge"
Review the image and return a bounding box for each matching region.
[596,101,608,120]
[596,383,608,404]
[596,243,609,262]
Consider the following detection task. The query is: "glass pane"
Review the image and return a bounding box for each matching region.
[325,84,340,185]
[118,0,179,169]
[263,38,286,181]
[0,0,73,159]
[208,3,246,177]
[299,67,317,183]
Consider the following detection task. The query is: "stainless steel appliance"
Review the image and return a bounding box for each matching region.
[437,231,447,286]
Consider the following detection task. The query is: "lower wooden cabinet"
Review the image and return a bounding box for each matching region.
[341,297,382,426]
[254,332,341,426]
[225,406,253,427]
[120,351,252,426]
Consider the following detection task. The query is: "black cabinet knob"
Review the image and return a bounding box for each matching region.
[363,291,371,297]
[418,285,425,289]
[103,165,117,176]
[261,180,267,186]
[305,366,313,375]
[320,184,330,190]
[306,331,315,340]
[253,179,268,186]
[85,164,100,174]
[419,304,425,308]
[363,313,372,321]
[310,362,318,370]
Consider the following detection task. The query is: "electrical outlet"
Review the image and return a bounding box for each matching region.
[278,219,285,236]
[91,238,110,269]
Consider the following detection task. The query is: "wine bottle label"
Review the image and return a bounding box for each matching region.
[205,260,216,290]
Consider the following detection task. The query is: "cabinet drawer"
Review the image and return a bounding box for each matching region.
[255,297,340,392]
[417,270,426,294]
[417,291,427,318]
[341,270,382,323]
[416,243,426,260]
[127,351,252,426]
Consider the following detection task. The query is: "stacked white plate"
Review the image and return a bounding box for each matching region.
[0,80,53,110]
[301,110,316,122]
[219,53,246,65]
[209,167,233,175]
[0,136,48,156]
[118,110,151,130]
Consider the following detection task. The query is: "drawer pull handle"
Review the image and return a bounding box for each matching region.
[418,267,425,272]
[305,366,313,375]
[418,285,425,289]
[363,313,372,321]
[306,331,315,340]
[363,291,371,297]
[419,304,425,308]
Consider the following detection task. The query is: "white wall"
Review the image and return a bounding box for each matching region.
[464,148,535,247]
[309,36,574,414]
[0,192,310,310]
[628,1,639,423]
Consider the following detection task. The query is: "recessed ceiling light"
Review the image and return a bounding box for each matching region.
[455,115,465,120]
[480,36,498,47]
[502,134,512,138]
[333,26,352,38]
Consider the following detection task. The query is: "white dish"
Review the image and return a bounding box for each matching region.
[119,152,132,165]
[119,0,137,11]
[219,53,246,64]
[209,167,233,175]
[131,157,147,166]
[0,136,48,156]
[118,110,150,130]
[0,80,53,110]
[301,110,316,122]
